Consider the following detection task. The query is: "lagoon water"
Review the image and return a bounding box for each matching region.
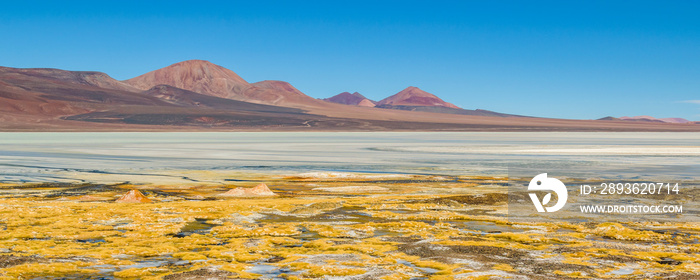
[1,132,699,184]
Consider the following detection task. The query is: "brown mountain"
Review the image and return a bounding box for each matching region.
[1,67,140,92]
[123,60,322,107]
[371,86,515,116]
[241,80,322,106]
[141,84,302,113]
[0,66,166,118]
[124,60,249,98]
[2,62,699,132]
[600,115,692,124]
[324,92,376,107]
[0,65,329,130]
[620,116,691,124]
[376,86,460,109]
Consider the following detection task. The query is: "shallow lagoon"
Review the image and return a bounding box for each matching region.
[1,132,699,184]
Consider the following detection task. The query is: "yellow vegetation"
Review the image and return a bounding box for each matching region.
[0,176,698,279]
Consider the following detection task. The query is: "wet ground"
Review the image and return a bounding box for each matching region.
[1,132,699,279]
[0,172,698,279]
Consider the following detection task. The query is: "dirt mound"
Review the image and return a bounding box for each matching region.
[218,183,276,197]
[115,189,152,203]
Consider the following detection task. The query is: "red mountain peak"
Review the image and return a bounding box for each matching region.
[377,87,460,109]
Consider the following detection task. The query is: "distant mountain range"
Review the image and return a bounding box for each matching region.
[599,116,696,124]
[1,60,697,131]
[324,87,521,117]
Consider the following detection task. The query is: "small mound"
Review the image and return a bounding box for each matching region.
[218,183,276,197]
[115,189,152,203]
[312,185,388,193]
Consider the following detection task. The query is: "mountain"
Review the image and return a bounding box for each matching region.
[1,67,140,92]
[124,60,249,99]
[369,86,519,117]
[0,65,328,129]
[657,118,692,124]
[2,62,700,132]
[123,60,322,106]
[615,116,692,124]
[376,86,460,109]
[375,105,523,117]
[324,92,376,107]
[241,80,322,106]
[141,84,302,113]
[0,66,167,117]
[619,116,665,123]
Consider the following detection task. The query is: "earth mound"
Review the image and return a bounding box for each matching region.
[218,183,276,197]
[115,189,153,203]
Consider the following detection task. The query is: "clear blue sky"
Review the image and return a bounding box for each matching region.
[2,1,699,120]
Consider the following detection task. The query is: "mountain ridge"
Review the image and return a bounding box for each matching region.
[123,60,323,107]
[2,61,698,131]
[600,115,693,124]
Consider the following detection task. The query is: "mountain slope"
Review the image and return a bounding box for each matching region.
[123,60,323,107]
[142,84,303,113]
[0,66,323,129]
[374,105,523,117]
[370,86,518,117]
[241,80,321,106]
[601,115,692,124]
[377,86,459,109]
[0,66,140,92]
[2,63,699,132]
[324,92,376,107]
[124,60,250,99]
[0,66,169,115]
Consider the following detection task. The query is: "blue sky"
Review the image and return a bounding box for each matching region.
[1,1,699,120]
